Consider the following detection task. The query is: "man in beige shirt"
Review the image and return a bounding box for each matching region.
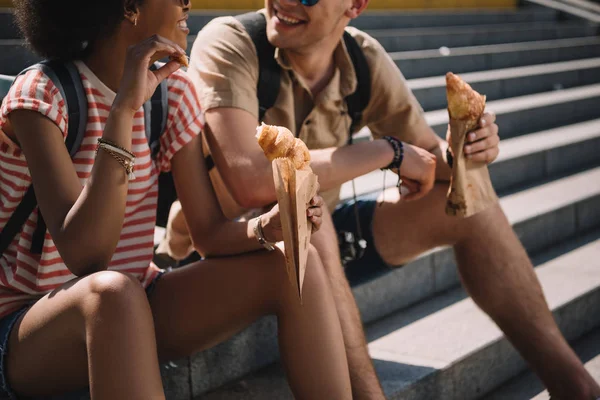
[162,1,600,398]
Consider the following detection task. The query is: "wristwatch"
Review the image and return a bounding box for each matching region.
[253,216,276,251]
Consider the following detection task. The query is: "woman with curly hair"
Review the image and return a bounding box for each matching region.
[0,0,352,398]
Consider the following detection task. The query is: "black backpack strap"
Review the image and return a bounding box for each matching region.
[342,31,371,145]
[143,63,174,227]
[0,60,87,256]
[236,12,281,122]
[202,12,282,173]
[144,63,168,160]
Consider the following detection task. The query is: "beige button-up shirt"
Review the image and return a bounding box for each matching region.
[158,11,430,260]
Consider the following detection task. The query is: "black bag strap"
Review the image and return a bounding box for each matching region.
[236,12,281,122]
[143,63,168,160]
[204,12,281,173]
[342,31,371,145]
[0,60,87,256]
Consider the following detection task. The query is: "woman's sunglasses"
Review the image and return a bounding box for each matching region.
[300,0,320,5]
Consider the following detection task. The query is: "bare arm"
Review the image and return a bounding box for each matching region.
[10,108,135,276]
[204,107,395,209]
[171,134,323,258]
[8,36,184,276]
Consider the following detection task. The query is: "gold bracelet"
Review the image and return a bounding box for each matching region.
[96,144,136,180]
[97,138,135,159]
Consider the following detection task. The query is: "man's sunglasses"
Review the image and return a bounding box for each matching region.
[300,0,320,5]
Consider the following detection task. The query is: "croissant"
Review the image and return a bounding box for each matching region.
[446,72,486,123]
[256,124,311,170]
[169,54,189,67]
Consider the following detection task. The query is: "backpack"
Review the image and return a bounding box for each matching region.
[0,60,174,258]
[203,12,371,216]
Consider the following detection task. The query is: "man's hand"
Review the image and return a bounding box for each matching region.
[462,112,499,164]
[395,143,437,201]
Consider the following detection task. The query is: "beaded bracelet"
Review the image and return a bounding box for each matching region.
[380,136,405,196]
[381,136,404,171]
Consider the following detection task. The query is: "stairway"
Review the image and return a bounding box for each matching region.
[1,3,599,400]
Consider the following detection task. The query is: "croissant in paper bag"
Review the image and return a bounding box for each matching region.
[445,72,497,218]
[256,124,310,170]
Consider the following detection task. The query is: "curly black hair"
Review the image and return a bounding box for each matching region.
[14,0,144,61]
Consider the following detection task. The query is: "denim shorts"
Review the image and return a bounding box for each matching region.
[0,270,168,399]
[332,191,393,286]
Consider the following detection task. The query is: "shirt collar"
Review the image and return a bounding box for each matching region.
[273,34,358,100]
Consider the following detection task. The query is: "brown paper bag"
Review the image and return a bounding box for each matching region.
[273,158,319,301]
[445,73,498,217]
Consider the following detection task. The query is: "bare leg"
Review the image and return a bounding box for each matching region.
[310,206,386,400]
[6,271,164,400]
[373,184,600,399]
[149,246,351,400]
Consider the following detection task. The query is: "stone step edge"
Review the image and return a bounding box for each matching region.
[367,20,596,37]
[391,36,600,60]
[426,83,600,128]
[408,57,600,90]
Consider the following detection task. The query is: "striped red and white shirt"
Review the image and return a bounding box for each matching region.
[0,61,203,318]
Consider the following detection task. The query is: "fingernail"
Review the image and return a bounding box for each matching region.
[480,118,486,126]
[465,146,471,154]
[469,133,476,140]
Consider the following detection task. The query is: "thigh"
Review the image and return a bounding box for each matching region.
[372,183,470,266]
[5,271,146,397]
[5,277,93,396]
[149,249,289,361]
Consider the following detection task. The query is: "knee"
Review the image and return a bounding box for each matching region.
[83,271,147,312]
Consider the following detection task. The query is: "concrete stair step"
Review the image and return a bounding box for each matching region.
[161,166,600,398]
[0,7,560,40]
[348,7,559,30]
[198,230,600,400]
[342,119,600,200]
[425,82,600,137]
[483,328,600,399]
[368,21,599,52]
[410,57,600,111]
[185,21,599,53]
[393,36,600,79]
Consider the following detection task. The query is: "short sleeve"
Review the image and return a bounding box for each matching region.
[0,69,68,148]
[350,29,430,145]
[188,16,260,118]
[157,70,204,172]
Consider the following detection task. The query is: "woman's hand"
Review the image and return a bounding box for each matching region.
[113,35,185,113]
[261,195,325,243]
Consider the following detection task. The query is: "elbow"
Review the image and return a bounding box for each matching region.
[58,238,115,277]
[65,256,111,277]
